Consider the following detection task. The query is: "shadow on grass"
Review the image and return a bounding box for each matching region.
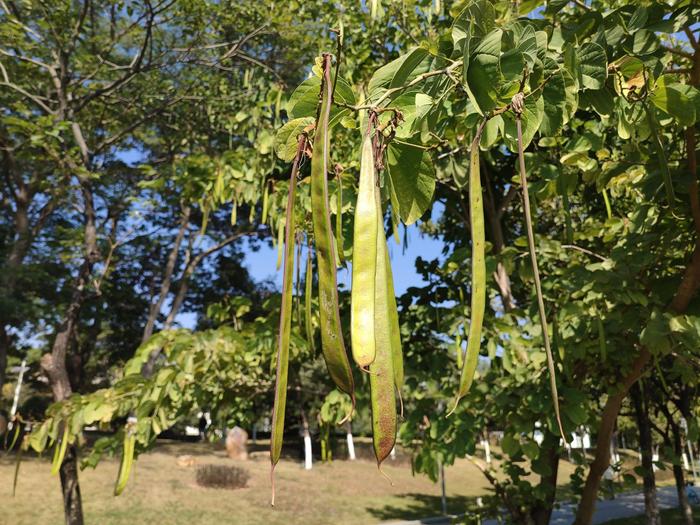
[365,493,492,522]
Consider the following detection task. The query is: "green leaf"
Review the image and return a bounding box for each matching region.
[522,440,539,460]
[452,0,495,45]
[500,49,524,81]
[274,117,313,162]
[539,65,566,135]
[501,433,520,456]
[466,29,503,115]
[578,42,607,90]
[580,88,615,117]
[626,29,659,56]
[367,47,429,99]
[503,94,544,152]
[651,76,700,127]
[386,141,435,225]
[480,115,503,148]
[287,75,355,127]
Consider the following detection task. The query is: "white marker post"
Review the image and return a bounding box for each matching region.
[8,359,28,431]
[346,425,356,461]
[681,418,699,482]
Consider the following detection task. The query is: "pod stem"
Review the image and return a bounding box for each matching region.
[514,102,566,443]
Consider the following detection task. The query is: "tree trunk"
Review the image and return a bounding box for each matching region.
[40,260,89,525]
[59,444,84,525]
[0,189,31,395]
[631,382,661,525]
[574,348,651,525]
[0,324,8,399]
[482,161,515,311]
[39,179,97,525]
[531,431,561,525]
[672,422,694,525]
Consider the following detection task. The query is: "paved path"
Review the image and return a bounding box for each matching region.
[385,486,680,525]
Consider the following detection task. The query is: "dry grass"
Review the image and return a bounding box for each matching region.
[1,439,577,525]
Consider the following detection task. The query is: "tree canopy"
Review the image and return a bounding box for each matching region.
[2,1,700,525]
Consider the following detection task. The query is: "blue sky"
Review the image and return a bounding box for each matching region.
[242,204,446,296]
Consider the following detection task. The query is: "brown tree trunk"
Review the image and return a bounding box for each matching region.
[631,382,661,525]
[0,186,31,395]
[59,444,84,525]
[482,161,515,311]
[531,431,561,525]
[40,257,91,525]
[573,348,651,525]
[0,324,7,399]
[672,423,694,525]
[40,177,96,525]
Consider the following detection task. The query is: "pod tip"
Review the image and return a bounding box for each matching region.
[270,465,276,507]
[377,463,394,486]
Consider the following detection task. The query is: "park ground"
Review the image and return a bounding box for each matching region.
[0,439,685,525]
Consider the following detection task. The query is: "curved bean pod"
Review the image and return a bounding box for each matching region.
[311,54,355,398]
[270,135,306,505]
[351,131,379,368]
[450,122,488,413]
[384,231,403,392]
[370,190,397,466]
[114,423,135,496]
[50,423,69,476]
[304,242,315,353]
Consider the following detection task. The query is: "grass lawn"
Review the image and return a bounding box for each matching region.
[2,439,580,525]
[601,508,700,524]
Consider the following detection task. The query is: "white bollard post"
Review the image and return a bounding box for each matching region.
[481,437,491,464]
[304,432,313,470]
[390,446,396,460]
[8,359,28,431]
[346,432,356,460]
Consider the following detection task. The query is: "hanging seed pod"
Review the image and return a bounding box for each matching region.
[310,54,355,400]
[114,419,136,496]
[370,190,397,468]
[270,135,307,506]
[351,131,379,369]
[450,121,488,414]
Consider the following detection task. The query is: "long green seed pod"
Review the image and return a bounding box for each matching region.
[270,136,306,506]
[6,420,20,451]
[335,168,345,265]
[351,131,379,369]
[597,317,607,361]
[450,121,488,413]
[384,237,403,392]
[305,242,315,352]
[370,190,397,467]
[13,435,28,496]
[311,54,355,398]
[114,422,135,496]
[602,188,612,219]
[262,180,270,224]
[275,218,284,271]
[514,104,566,442]
[646,104,675,208]
[51,423,69,476]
